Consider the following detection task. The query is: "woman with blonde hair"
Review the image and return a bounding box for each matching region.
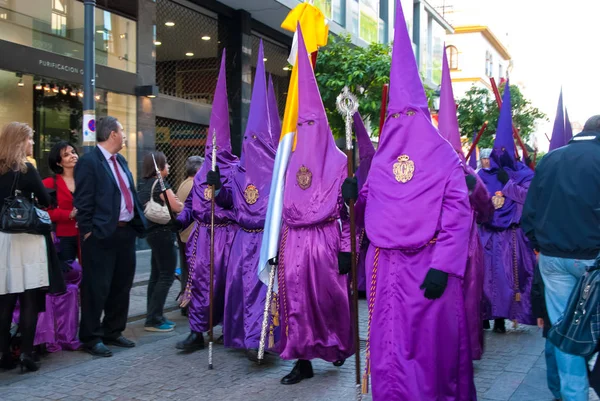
[0,122,64,372]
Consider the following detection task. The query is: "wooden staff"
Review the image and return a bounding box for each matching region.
[379,84,389,134]
[489,78,534,170]
[336,87,362,401]
[465,121,488,162]
[208,130,217,370]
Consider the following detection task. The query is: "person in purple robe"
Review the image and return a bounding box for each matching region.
[276,27,353,385]
[438,45,494,361]
[477,81,536,333]
[353,112,375,293]
[208,42,277,361]
[174,50,239,351]
[344,1,474,399]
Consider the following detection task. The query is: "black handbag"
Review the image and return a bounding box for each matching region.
[547,259,600,357]
[0,171,52,235]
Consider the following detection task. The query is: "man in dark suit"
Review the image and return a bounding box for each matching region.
[74,116,147,357]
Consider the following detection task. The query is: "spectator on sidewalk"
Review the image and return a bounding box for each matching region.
[523,115,600,401]
[74,116,147,357]
[0,122,63,373]
[175,156,203,315]
[138,152,183,332]
[531,261,561,401]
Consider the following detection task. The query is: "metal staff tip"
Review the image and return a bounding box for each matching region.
[336,87,359,151]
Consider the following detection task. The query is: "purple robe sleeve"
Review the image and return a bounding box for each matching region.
[354,179,369,229]
[177,190,194,228]
[430,166,472,278]
[470,177,494,224]
[502,179,529,204]
[339,196,351,253]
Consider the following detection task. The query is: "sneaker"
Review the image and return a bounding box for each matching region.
[164,319,176,328]
[144,323,175,333]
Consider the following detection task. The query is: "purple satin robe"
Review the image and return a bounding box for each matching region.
[463,166,494,360]
[477,173,536,325]
[358,164,474,400]
[13,260,81,352]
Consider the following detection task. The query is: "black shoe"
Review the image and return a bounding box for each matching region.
[483,320,491,330]
[176,332,205,351]
[84,342,113,357]
[493,319,506,334]
[0,352,16,370]
[19,353,40,373]
[215,335,224,345]
[281,360,314,385]
[180,307,188,317]
[104,336,136,348]
[246,348,259,362]
[333,359,345,367]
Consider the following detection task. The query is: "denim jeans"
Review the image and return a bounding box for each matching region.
[146,228,176,326]
[539,254,595,401]
[545,339,562,400]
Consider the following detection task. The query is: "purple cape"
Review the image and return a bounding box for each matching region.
[277,26,353,362]
[355,1,474,398]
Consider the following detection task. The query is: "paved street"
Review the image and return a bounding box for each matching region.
[0,251,597,400]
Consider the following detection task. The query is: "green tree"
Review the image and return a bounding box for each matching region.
[315,34,436,138]
[456,83,547,149]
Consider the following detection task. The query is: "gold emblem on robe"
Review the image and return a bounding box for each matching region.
[492,191,505,209]
[296,165,312,190]
[244,184,259,205]
[204,186,213,201]
[393,155,415,183]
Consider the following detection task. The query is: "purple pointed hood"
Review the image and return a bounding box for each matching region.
[388,0,430,119]
[549,89,566,151]
[267,74,281,148]
[228,40,277,227]
[363,0,462,250]
[565,106,573,142]
[468,150,478,169]
[353,112,375,189]
[438,44,464,159]
[192,49,239,222]
[490,81,516,170]
[283,25,347,226]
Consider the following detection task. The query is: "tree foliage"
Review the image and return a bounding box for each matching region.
[456,83,547,149]
[315,34,436,138]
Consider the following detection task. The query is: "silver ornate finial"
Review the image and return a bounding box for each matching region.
[211,129,217,171]
[336,87,359,150]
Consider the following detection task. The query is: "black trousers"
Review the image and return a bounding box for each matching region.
[79,226,136,346]
[146,228,176,326]
[0,289,43,355]
[57,235,78,262]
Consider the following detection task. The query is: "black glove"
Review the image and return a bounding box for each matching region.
[341,177,358,203]
[420,268,448,300]
[171,219,184,232]
[465,175,477,191]
[497,168,509,185]
[338,252,351,275]
[268,255,279,266]
[207,165,222,190]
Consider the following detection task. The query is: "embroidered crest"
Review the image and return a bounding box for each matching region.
[204,186,213,201]
[492,191,505,209]
[244,184,259,205]
[296,165,312,190]
[393,155,415,183]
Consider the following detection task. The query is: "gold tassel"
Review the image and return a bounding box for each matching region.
[268,325,275,349]
[362,373,369,394]
[512,319,518,329]
[515,292,521,302]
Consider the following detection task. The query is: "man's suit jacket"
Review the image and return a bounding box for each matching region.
[74,146,147,240]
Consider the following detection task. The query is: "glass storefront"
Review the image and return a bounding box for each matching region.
[0,0,136,73]
[0,69,137,180]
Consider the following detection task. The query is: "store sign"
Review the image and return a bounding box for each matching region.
[0,39,136,95]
